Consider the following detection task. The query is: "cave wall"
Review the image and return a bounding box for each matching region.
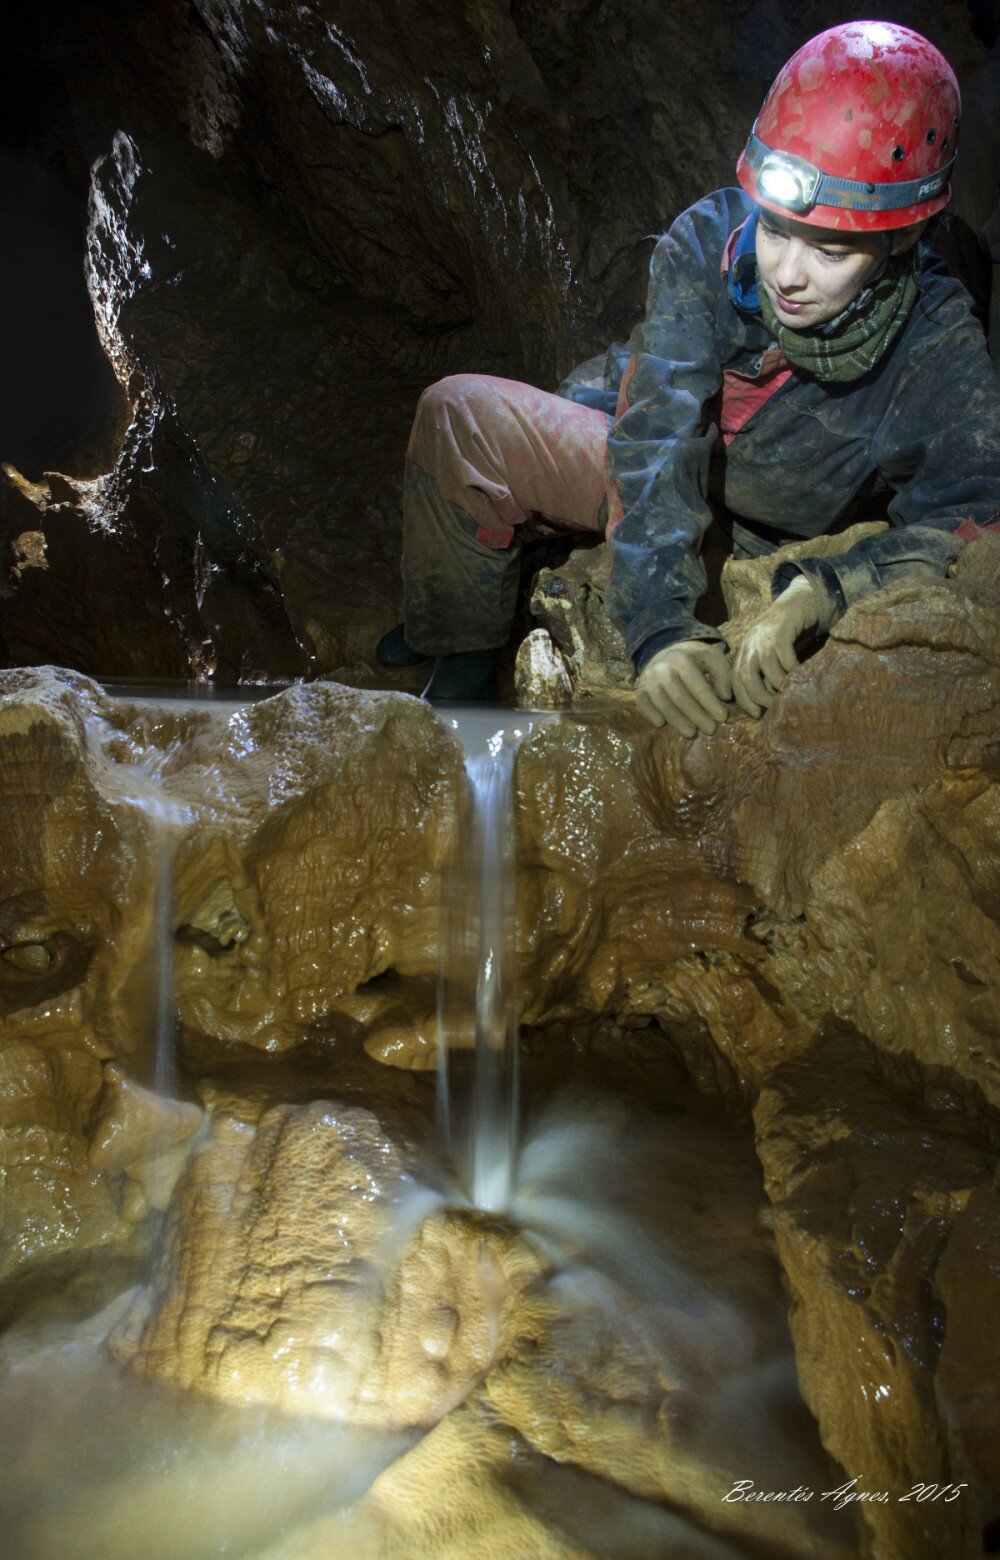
[0,0,993,678]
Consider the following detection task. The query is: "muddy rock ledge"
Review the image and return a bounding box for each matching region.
[1,535,1000,1557]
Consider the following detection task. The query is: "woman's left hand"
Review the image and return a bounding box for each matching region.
[732,575,835,714]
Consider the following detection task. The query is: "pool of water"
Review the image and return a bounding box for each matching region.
[0,1044,860,1560]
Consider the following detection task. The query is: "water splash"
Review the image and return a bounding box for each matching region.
[0,1294,413,1560]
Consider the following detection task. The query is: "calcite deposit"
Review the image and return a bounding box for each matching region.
[113,1098,541,1428]
[2,529,1000,1557]
[754,1030,999,1560]
[0,671,461,1308]
[517,532,1000,1103]
[3,0,999,1553]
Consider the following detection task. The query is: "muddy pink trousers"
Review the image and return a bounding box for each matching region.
[402,374,611,655]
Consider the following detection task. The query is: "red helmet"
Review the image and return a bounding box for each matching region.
[736,21,960,231]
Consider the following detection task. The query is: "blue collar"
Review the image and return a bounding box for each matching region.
[727,207,761,314]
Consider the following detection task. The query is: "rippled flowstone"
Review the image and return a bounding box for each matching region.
[754,1027,998,1560]
[516,536,1000,1104]
[111,1098,541,1428]
[0,671,461,1306]
[3,524,1000,1555]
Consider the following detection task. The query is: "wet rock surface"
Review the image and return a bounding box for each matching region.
[0,670,460,1309]
[755,1027,999,1560]
[3,3,999,1554]
[112,1098,537,1428]
[0,1049,860,1560]
[5,521,998,1547]
[2,527,1000,1555]
[517,536,1000,1098]
[0,423,304,681]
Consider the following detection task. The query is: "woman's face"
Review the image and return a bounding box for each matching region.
[754,209,891,329]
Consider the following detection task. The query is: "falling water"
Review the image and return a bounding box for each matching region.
[103,684,285,1099]
[149,798,177,1099]
[109,730,187,1100]
[435,711,543,1211]
[465,735,518,1209]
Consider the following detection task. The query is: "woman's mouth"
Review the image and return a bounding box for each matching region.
[773,292,810,314]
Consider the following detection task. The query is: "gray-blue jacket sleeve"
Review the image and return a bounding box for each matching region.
[557,344,632,417]
[774,293,1000,612]
[603,196,734,664]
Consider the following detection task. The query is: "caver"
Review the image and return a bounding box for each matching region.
[379,21,1000,734]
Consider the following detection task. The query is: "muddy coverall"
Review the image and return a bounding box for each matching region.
[402,188,1000,673]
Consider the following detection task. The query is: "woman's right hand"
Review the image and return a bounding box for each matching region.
[635,640,757,736]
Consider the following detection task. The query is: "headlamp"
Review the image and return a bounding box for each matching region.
[757,151,821,214]
[743,129,956,215]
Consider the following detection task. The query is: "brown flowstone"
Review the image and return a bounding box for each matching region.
[110,1098,542,1429]
[0,670,461,1305]
[934,1167,1000,1504]
[754,1028,998,1560]
[516,538,1000,1109]
[3,533,1000,1552]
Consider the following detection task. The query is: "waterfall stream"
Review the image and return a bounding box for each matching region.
[112,739,187,1100]
[435,710,546,1211]
[150,800,177,1100]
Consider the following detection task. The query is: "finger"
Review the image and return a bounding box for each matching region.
[662,704,700,739]
[770,629,802,677]
[734,647,773,709]
[635,687,667,729]
[661,677,723,736]
[759,641,791,692]
[730,667,764,718]
[638,684,698,737]
[700,651,733,704]
[674,662,728,723]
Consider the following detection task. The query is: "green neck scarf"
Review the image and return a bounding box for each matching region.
[759,257,919,383]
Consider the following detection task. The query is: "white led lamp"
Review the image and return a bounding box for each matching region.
[744,131,955,215]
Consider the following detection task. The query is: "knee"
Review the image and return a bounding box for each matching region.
[409,374,493,465]
[413,374,487,424]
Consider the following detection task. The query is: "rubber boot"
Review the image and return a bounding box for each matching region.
[376,623,432,668]
[422,648,501,701]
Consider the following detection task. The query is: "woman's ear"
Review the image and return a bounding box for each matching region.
[891,220,928,256]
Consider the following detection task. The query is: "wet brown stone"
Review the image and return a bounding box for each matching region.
[0,431,305,683]
[520,544,633,702]
[754,1028,997,1560]
[935,1168,1000,1498]
[112,1099,541,1429]
[1,2,998,1552]
[482,1096,858,1559]
[4,527,1000,1551]
[516,536,1000,1107]
[0,669,460,1307]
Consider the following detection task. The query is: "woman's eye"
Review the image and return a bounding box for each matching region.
[820,249,848,262]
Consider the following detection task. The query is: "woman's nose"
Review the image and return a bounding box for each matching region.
[773,241,809,293]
